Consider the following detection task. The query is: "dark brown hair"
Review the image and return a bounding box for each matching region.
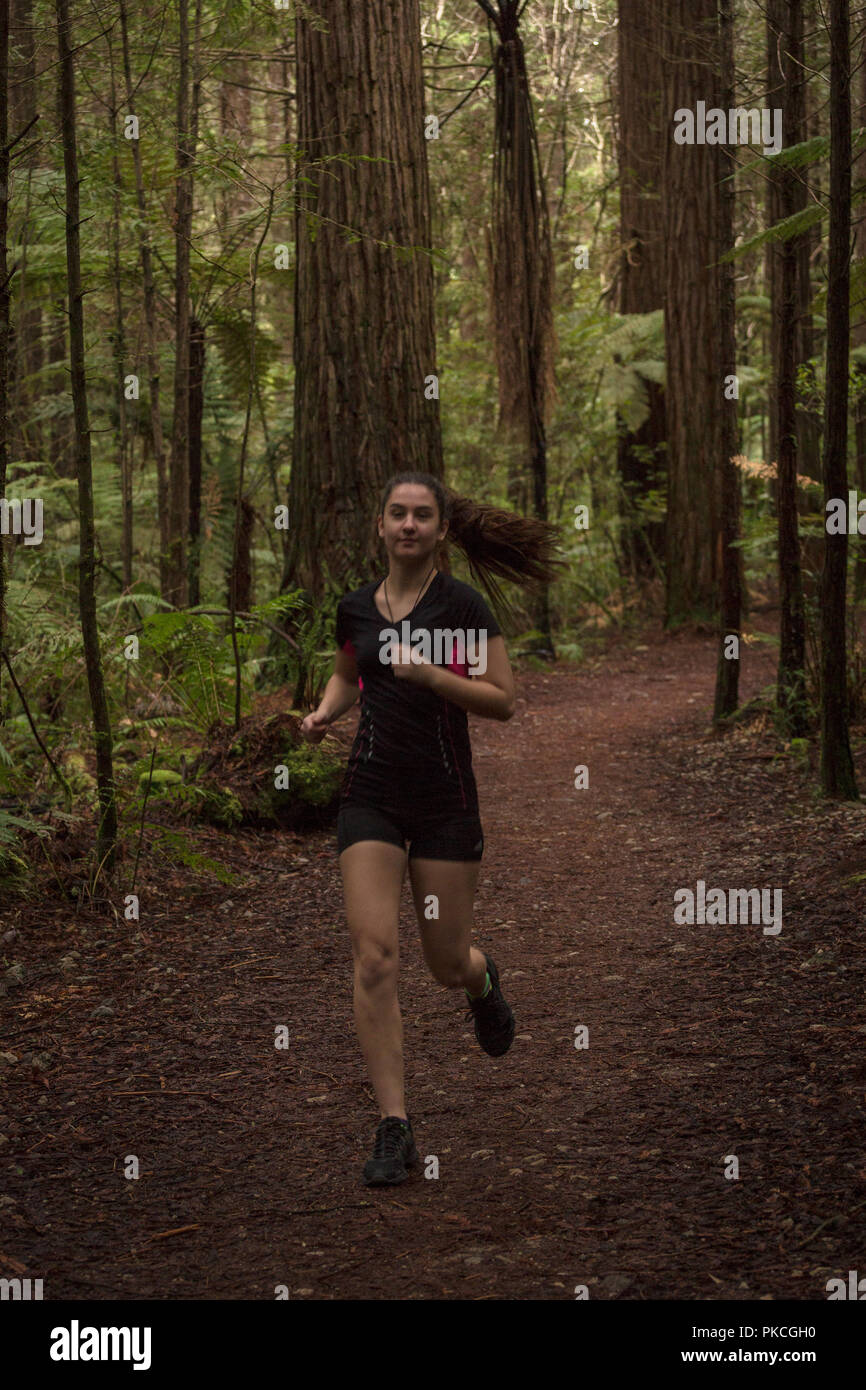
[378,472,566,620]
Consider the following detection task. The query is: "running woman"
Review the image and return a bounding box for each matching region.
[300,472,561,1186]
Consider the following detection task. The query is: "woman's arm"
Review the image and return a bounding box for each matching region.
[393,635,515,721]
[300,647,359,742]
[317,647,360,723]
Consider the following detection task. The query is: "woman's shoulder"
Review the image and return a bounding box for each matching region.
[338,578,378,611]
[437,572,502,637]
[438,572,495,612]
[438,572,482,603]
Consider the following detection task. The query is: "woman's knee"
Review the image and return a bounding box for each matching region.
[352,936,399,992]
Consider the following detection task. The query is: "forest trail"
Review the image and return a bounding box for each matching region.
[3,621,865,1300]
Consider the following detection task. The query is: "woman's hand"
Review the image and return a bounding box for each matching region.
[299,709,331,743]
[390,644,435,688]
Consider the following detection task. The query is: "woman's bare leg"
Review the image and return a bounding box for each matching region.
[339,838,409,1118]
[407,857,487,994]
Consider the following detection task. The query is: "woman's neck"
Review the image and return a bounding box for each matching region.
[384,558,438,600]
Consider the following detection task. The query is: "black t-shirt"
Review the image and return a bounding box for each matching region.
[334,571,502,815]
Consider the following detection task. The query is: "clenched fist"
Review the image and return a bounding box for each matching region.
[300,710,331,744]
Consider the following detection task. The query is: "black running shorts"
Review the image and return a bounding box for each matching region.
[336,802,484,861]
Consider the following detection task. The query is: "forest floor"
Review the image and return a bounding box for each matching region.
[2,610,866,1300]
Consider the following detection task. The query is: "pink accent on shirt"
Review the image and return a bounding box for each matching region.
[343,638,363,691]
[446,637,468,679]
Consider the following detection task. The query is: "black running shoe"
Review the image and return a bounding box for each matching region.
[362,1115,419,1186]
[465,952,515,1057]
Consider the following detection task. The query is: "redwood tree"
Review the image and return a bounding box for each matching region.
[0,0,9,679]
[714,0,743,721]
[853,31,866,603]
[820,0,858,797]
[56,0,118,866]
[478,0,555,648]
[661,0,722,626]
[769,0,808,735]
[285,0,442,596]
[615,0,667,578]
[119,0,169,598]
[166,0,202,607]
[8,0,40,465]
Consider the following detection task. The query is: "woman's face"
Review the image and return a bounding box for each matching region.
[378,484,448,561]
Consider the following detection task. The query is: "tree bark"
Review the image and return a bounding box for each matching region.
[770,0,808,734]
[765,10,784,479]
[796,0,822,484]
[187,316,204,606]
[8,0,41,465]
[853,31,866,602]
[286,0,442,596]
[219,57,253,224]
[47,303,72,476]
[714,0,744,721]
[107,49,132,591]
[227,495,254,616]
[166,0,202,606]
[615,0,667,578]
[119,0,170,598]
[229,189,273,725]
[479,1,555,650]
[0,0,9,684]
[820,0,858,797]
[661,0,721,626]
[56,0,118,866]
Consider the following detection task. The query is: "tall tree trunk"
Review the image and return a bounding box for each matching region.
[187,316,204,607]
[9,0,41,465]
[615,0,667,578]
[279,45,293,191]
[167,0,192,606]
[227,495,254,616]
[0,0,9,689]
[286,0,442,595]
[167,0,202,607]
[662,0,721,626]
[108,55,132,590]
[794,8,823,593]
[767,0,819,592]
[796,0,822,484]
[479,0,555,649]
[229,189,273,726]
[714,0,743,721]
[458,242,480,341]
[47,302,72,475]
[119,0,169,598]
[56,0,118,867]
[219,58,253,226]
[770,0,808,734]
[820,0,858,797]
[765,11,784,480]
[853,33,866,603]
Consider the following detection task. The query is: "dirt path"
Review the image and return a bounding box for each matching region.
[2,620,865,1300]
